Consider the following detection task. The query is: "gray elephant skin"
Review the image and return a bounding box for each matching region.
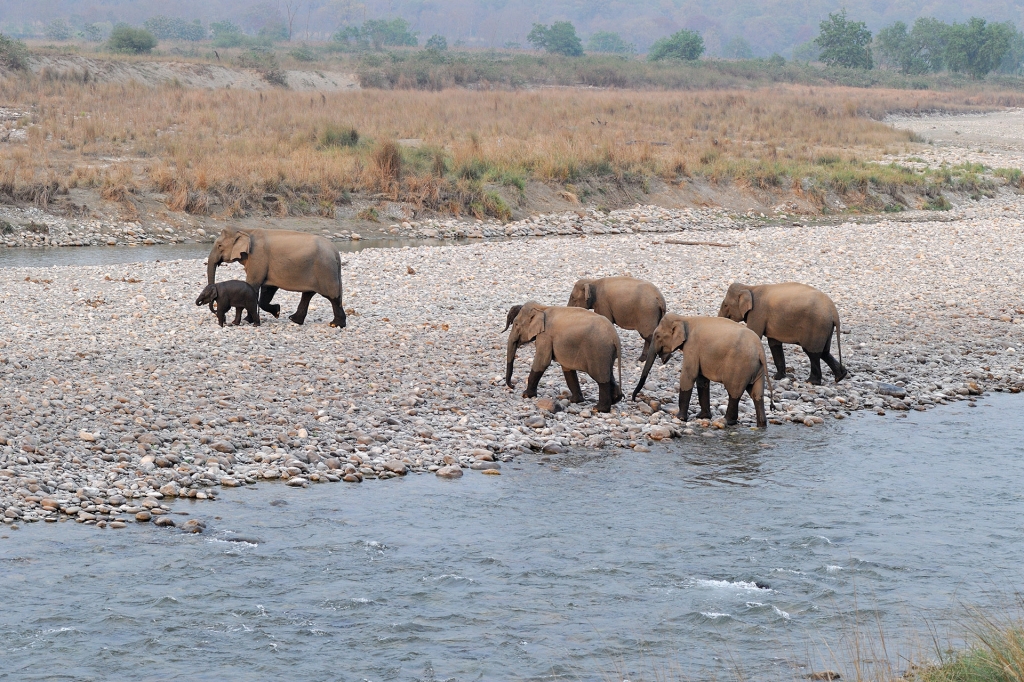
[567,276,666,362]
[207,227,346,328]
[504,301,623,412]
[633,314,770,428]
[718,282,846,384]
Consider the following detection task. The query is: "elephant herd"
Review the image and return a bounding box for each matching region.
[202,226,847,429]
[504,276,847,428]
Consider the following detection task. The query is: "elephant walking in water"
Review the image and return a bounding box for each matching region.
[718,282,846,385]
[207,227,346,328]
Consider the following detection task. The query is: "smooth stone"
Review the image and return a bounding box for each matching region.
[535,397,563,413]
[286,477,308,487]
[470,461,500,470]
[383,460,407,475]
[181,519,206,533]
[153,516,175,527]
[648,425,672,440]
[524,415,546,429]
[435,465,463,479]
[135,511,152,522]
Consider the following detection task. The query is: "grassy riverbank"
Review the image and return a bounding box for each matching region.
[3,72,1024,221]
[902,619,1024,682]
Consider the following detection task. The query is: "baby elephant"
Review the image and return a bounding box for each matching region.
[633,315,770,428]
[505,301,623,412]
[196,280,260,327]
[567,276,666,362]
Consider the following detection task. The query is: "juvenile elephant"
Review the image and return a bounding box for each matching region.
[718,282,847,385]
[632,315,770,428]
[195,280,260,327]
[504,302,623,412]
[207,227,346,328]
[567,276,666,362]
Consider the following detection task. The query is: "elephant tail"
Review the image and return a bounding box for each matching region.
[835,313,843,370]
[761,345,776,412]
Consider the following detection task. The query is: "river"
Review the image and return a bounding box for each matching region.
[2,395,1022,681]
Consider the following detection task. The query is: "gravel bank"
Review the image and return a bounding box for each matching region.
[2,194,1023,529]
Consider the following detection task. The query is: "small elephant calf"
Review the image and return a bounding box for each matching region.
[196,280,260,327]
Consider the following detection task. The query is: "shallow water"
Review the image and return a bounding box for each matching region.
[0,237,461,269]
[2,395,1023,681]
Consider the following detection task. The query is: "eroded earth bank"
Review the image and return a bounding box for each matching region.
[1,189,1023,528]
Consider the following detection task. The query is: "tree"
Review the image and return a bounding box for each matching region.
[586,31,636,55]
[108,25,157,54]
[363,18,418,48]
[527,21,584,57]
[144,16,205,42]
[875,21,924,73]
[814,9,872,69]
[648,29,704,61]
[909,17,950,72]
[425,34,447,52]
[792,40,820,62]
[45,19,73,41]
[944,18,1014,79]
[0,33,29,70]
[722,36,753,59]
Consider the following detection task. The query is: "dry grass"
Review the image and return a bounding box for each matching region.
[2,76,1024,218]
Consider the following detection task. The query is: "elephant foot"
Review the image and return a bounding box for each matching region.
[288,314,306,326]
[268,304,281,318]
[834,367,849,383]
[696,410,712,419]
[568,394,584,404]
[330,317,347,328]
[725,418,738,426]
[612,389,623,405]
[808,375,823,386]
[773,370,787,380]
[595,401,611,413]
[522,390,537,399]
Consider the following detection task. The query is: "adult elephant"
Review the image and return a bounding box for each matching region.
[632,315,770,428]
[717,282,845,384]
[566,276,666,362]
[207,227,346,328]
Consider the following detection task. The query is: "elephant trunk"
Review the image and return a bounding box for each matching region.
[206,252,221,285]
[505,335,519,388]
[632,348,659,401]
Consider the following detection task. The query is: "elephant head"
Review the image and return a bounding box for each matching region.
[195,284,218,313]
[566,279,597,309]
[632,314,687,400]
[207,227,253,285]
[718,283,753,322]
[504,302,546,387]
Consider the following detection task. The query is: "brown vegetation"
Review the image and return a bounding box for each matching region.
[2,75,1024,219]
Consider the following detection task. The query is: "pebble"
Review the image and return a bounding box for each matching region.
[1,158,1023,531]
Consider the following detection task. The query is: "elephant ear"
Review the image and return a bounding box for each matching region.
[737,289,754,320]
[229,232,251,262]
[585,283,596,309]
[504,305,523,332]
[669,319,688,352]
[522,308,546,341]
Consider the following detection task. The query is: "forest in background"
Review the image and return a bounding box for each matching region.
[2,0,1024,58]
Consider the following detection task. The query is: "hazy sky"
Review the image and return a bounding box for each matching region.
[3,0,1022,56]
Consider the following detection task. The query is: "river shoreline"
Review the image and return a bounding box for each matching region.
[2,196,1023,529]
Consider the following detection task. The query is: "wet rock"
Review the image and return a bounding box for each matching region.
[383,460,407,475]
[181,519,206,533]
[648,426,672,440]
[153,516,175,527]
[436,465,463,479]
[135,511,152,522]
[470,461,500,471]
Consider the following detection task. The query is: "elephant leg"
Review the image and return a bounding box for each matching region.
[563,370,584,403]
[247,301,260,327]
[639,335,651,363]
[749,383,767,428]
[725,396,740,425]
[258,285,281,318]
[597,382,615,412]
[289,291,316,325]
[767,337,787,380]
[819,329,847,382]
[328,295,347,329]
[523,370,544,399]
[678,388,693,422]
[805,350,824,385]
[232,306,243,326]
[695,375,712,419]
[216,305,226,327]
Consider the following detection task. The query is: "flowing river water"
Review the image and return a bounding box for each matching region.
[2,395,1023,681]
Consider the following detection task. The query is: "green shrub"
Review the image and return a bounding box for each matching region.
[289,44,317,62]
[319,125,359,149]
[648,29,704,61]
[108,25,158,54]
[0,33,29,70]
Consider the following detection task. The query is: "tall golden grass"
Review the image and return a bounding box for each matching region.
[2,76,1023,218]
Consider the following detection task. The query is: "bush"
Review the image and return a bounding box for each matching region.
[648,29,704,61]
[44,19,73,41]
[319,125,359,149]
[527,22,584,57]
[425,34,447,52]
[108,25,158,54]
[237,47,287,86]
[289,44,316,61]
[722,36,753,59]
[144,16,205,41]
[0,33,29,70]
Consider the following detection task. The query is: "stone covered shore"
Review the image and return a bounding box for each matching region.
[2,195,1023,529]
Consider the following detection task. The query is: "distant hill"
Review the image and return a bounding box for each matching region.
[2,0,1023,57]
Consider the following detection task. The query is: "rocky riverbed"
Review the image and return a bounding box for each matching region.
[2,191,1024,530]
